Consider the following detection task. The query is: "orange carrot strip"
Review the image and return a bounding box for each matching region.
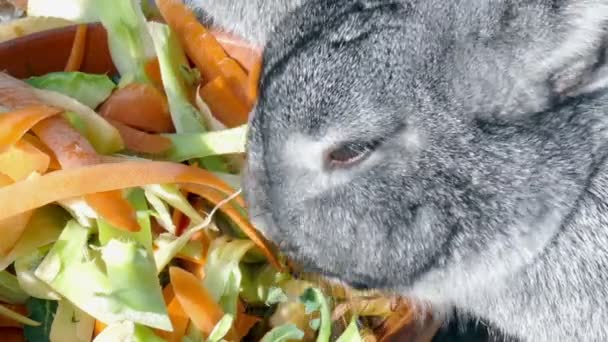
[156,284,189,342]
[169,267,237,339]
[217,57,252,108]
[0,105,63,151]
[107,119,172,154]
[21,133,60,171]
[181,183,281,270]
[93,320,106,338]
[235,300,261,340]
[0,73,46,109]
[0,175,33,256]
[64,24,88,72]
[199,76,249,129]
[210,29,263,74]
[32,117,139,232]
[84,190,140,232]
[31,116,100,166]
[0,161,243,220]
[0,172,12,186]
[155,0,227,82]
[99,83,174,133]
[0,139,50,181]
[145,59,164,89]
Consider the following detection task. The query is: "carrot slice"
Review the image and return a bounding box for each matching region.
[84,190,140,232]
[155,0,227,82]
[0,139,50,181]
[0,176,33,256]
[32,117,139,232]
[145,59,164,89]
[210,29,263,74]
[107,119,172,154]
[169,267,236,339]
[156,284,189,342]
[199,76,249,128]
[0,73,46,109]
[0,105,63,151]
[99,83,173,134]
[0,160,243,220]
[93,320,106,338]
[217,57,251,108]
[235,300,261,340]
[21,133,60,171]
[181,183,281,270]
[64,24,88,72]
[31,116,100,167]
[0,172,12,186]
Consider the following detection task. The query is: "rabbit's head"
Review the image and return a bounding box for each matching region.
[243,0,608,302]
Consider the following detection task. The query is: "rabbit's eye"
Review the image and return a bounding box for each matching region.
[326,140,380,168]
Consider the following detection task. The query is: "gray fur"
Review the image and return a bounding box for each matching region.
[190,0,608,341]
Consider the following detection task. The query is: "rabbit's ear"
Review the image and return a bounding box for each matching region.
[543,3,608,99]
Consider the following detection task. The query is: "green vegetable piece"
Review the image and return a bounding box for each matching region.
[0,271,29,304]
[27,0,97,22]
[206,314,234,342]
[35,221,171,331]
[299,288,332,342]
[15,247,61,301]
[335,317,363,342]
[97,188,153,252]
[163,125,248,162]
[146,22,205,133]
[24,297,57,342]
[204,238,255,317]
[260,324,305,342]
[143,184,203,224]
[0,205,69,271]
[92,321,166,342]
[50,299,95,342]
[26,72,116,109]
[96,0,155,85]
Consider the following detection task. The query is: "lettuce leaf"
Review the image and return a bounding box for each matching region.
[335,317,363,342]
[0,271,29,304]
[49,299,95,342]
[260,324,305,342]
[34,221,171,331]
[14,246,61,301]
[163,125,248,162]
[27,0,97,22]
[206,314,234,342]
[96,0,155,85]
[26,72,116,109]
[299,288,332,342]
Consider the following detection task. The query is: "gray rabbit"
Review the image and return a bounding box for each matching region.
[188,0,608,341]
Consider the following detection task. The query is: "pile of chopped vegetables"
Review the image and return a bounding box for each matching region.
[0,0,433,341]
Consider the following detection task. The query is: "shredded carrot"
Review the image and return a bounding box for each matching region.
[0,175,33,256]
[0,161,243,221]
[21,133,60,171]
[181,183,282,270]
[99,83,172,133]
[169,267,237,340]
[0,327,26,342]
[99,83,174,134]
[84,190,141,232]
[199,76,250,129]
[32,117,140,232]
[0,138,50,181]
[156,284,189,342]
[235,300,261,340]
[0,72,46,109]
[64,24,88,72]
[0,172,12,186]
[217,57,252,108]
[210,29,263,74]
[107,119,172,154]
[156,0,227,82]
[145,59,164,89]
[0,105,63,151]
[93,320,106,338]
